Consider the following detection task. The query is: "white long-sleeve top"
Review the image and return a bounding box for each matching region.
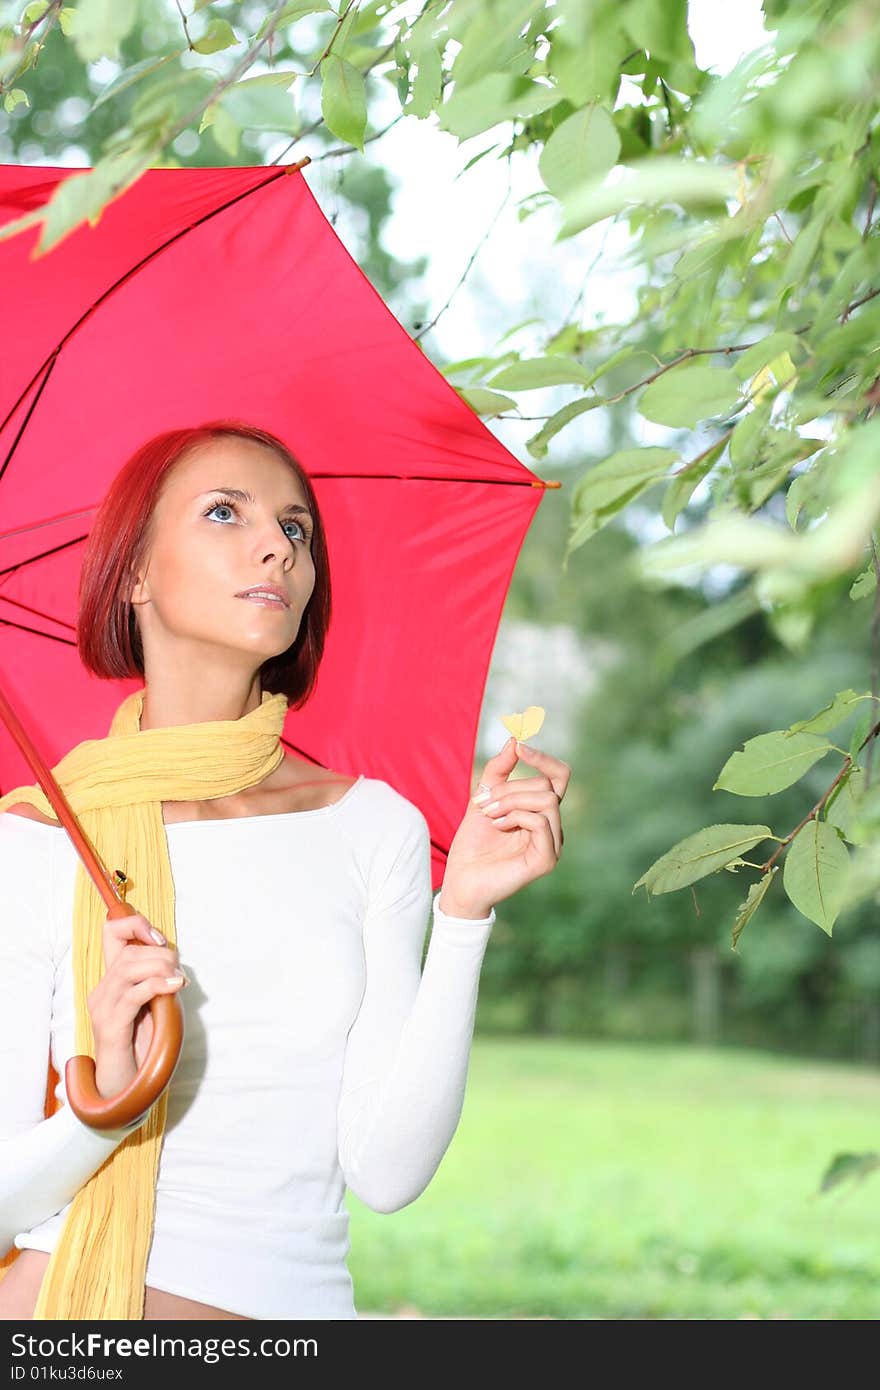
[0,776,494,1319]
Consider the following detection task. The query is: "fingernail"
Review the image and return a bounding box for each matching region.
[150,928,165,944]
[516,741,534,752]
[166,974,185,986]
[473,788,491,804]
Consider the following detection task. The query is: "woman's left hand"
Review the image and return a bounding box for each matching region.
[439,737,570,919]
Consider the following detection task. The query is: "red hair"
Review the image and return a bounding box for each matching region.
[76,420,331,709]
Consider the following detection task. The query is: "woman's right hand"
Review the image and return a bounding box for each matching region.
[87,913,188,1102]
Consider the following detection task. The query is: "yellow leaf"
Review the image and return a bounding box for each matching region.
[736,161,748,207]
[750,364,774,402]
[501,706,545,742]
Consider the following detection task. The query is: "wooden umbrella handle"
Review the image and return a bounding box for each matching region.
[66,898,185,1130]
[0,678,185,1129]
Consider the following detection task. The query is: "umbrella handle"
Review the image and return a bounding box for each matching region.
[0,677,186,1131]
[65,896,185,1131]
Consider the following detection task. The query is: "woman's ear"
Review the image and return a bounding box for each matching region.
[129,565,150,607]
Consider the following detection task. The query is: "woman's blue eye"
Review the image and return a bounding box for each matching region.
[204,498,310,543]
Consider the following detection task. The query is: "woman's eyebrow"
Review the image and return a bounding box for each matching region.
[197,486,312,519]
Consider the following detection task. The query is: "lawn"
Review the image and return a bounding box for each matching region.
[346,1037,880,1319]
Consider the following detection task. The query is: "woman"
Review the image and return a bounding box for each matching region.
[0,420,568,1320]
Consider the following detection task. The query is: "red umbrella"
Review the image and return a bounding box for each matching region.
[0,158,559,1124]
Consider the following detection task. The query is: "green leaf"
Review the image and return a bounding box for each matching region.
[632,823,773,896]
[438,71,558,141]
[57,7,76,38]
[657,584,765,664]
[321,53,367,151]
[497,317,547,345]
[438,354,498,380]
[548,13,631,106]
[66,0,138,63]
[409,40,442,118]
[733,332,802,381]
[636,481,880,583]
[729,401,771,467]
[581,345,647,386]
[91,52,184,112]
[622,0,693,64]
[819,1152,880,1195]
[782,818,850,935]
[2,87,27,112]
[557,156,737,238]
[781,210,827,289]
[731,866,778,951]
[848,706,875,762]
[36,138,159,254]
[572,446,676,533]
[192,17,239,55]
[487,356,596,390]
[714,730,833,796]
[538,103,621,199]
[458,143,501,175]
[661,437,727,530]
[221,74,299,134]
[457,387,517,417]
[447,0,543,89]
[255,0,331,41]
[788,690,870,735]
[850,563,877,600]
[785,466,827,531]
[204,101,240,157]
[825,765,868,846]
[525,395,608,460]
[130,69,216,128]
[639,365,743,428]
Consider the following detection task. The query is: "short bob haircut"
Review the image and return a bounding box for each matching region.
[77,420,331,710]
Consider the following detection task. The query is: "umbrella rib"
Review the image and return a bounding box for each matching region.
[0,526,85,580]
[0,164,296,488]
[0,590,75,632]
[0,349,59,491]
[0,614,74,645]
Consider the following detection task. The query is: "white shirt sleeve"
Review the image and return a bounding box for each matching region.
[0,818,148,1256]
[337,805,495,1214]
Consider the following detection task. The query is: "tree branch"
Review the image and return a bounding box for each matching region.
[413,147,514,344]
[173,0,195,52]
[0,0,64,98]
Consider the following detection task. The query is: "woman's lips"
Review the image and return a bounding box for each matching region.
[237,594,289,609]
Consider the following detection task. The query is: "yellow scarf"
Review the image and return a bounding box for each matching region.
[0,685,288,1319]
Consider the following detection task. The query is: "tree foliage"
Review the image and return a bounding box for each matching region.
[4,0,880,1005]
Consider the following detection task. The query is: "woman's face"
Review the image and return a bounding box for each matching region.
[129,437,315,679]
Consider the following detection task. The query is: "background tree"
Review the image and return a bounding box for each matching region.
[4,0,880,1083]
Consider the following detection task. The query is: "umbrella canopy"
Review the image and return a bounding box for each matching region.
[0,158,553,887]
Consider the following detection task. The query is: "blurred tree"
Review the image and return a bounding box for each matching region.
[4,2,880,1084]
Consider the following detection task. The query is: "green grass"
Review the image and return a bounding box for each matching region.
[346,1037,880,1319]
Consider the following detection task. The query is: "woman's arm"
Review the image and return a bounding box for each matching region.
[337,806,494,1214]
[0,821,147,1255]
